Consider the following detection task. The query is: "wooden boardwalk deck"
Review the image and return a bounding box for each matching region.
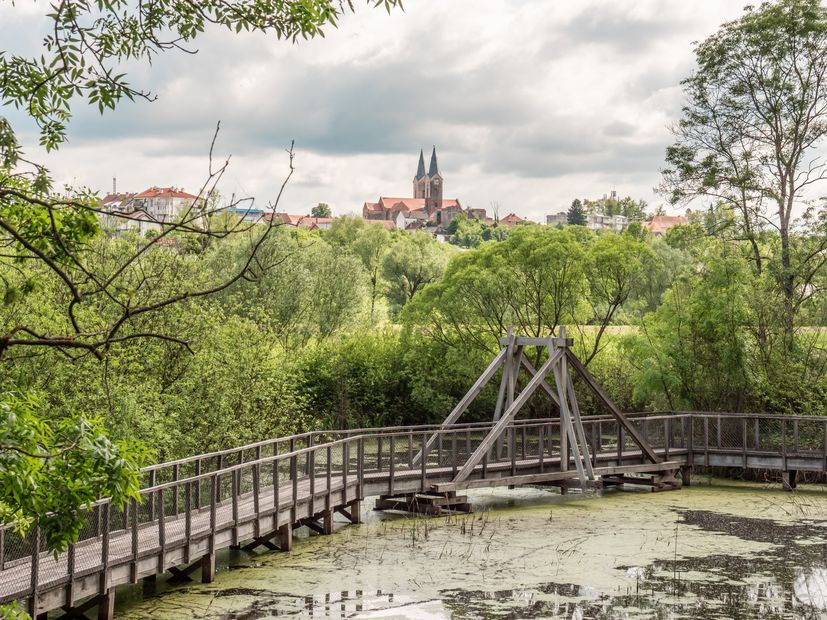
[2,411,825,618]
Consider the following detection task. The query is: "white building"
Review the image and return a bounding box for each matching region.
[545,211,628,232]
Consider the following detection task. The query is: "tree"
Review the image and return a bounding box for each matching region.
[579,234,653,364]
[382,233,451,312]
[567,199,587,226]
[404,226,587,355]
[311,203,332,218]
[661,0,827,336]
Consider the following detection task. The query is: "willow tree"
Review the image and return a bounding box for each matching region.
[661,0,827,336]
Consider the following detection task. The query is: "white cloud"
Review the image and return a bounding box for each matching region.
[1,1,751,219]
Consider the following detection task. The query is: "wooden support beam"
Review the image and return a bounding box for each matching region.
[565,350,661,464]
[552,351,588,487]
[278,524,293,551]
[565,366,595,480]
[452,348,564,483]
[411,347,508,466]
[436,460,683,492]
[201,553,216,583]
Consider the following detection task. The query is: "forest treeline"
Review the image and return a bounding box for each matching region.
[3,208,825,463]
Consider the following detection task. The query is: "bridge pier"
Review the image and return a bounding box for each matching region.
[167,553,217,584]
[782,470,797,491]
[52,588,115,620]
[680,465,691,487]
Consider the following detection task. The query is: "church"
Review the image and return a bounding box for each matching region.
[362,147,487,232]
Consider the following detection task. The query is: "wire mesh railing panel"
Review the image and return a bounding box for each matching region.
[718,417,745,450]
[757,417,783,451]
[792,419,825,454]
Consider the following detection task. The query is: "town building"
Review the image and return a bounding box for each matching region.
[98,186,206,235]
[643,215,689,237]
[545,211,628,231]
[362,147,487,234]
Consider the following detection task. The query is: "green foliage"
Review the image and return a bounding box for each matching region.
[625,242,752,411]
[0,392,146,553]
[311,203,332,218]
[446,213,508,248]
[382,232,452,313]
[566,199,587,226]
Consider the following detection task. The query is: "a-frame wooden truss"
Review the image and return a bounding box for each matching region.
[418,328,662,489]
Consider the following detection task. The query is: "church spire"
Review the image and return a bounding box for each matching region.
[428,145,439,176]
[415,149,426,180]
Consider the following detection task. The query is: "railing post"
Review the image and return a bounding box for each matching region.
[253,459,261,539]
[130,497,139,583]
[185,482,192,562]
[291,454,298,523]
[377,435,383,472]
[358,436,365,500]
[665,417,671,460]
[421,431,427,490]
[157,488,166,573]
[0,525,4,571]
[342,441,349,504]
[782,419,788,471]
[232,468,240,545]
[326,444,333,512]
[28,526,41,617]
[408,430,414,468]
[309,450,316,515]
[210,474,218,556]
[451,432,457,478]
[389,435,396,495]
[101,502,111,592]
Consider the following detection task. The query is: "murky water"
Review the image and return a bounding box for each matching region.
[116,478,827,619]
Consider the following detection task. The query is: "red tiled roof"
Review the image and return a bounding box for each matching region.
[367,220,396,230]
[644,215,689,235]
[500,213,525,226]
[101,192,135,205]
[134,186,199,200]
[270,213,333,227]
[363,202,382,212]
[377,197,461,211]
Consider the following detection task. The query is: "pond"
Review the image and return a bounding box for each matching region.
[115,478,827,619]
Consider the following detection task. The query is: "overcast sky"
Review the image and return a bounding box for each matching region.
[2,1,750,220]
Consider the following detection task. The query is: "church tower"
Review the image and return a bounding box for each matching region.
[413,149,428,199]
[425,146,443,215]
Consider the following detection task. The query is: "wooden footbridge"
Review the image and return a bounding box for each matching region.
[2,332,823,618]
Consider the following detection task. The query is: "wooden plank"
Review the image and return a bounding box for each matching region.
[452,348,564,483]
[435,461,682,492]
[564,351,661,464]
[565,363,594,480]
[552,354,586,486]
